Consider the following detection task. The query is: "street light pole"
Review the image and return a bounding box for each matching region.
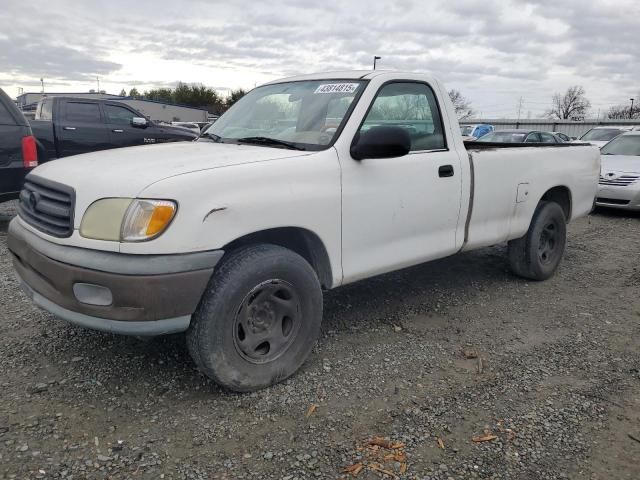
[631,98,635,119]
[373,56,381,70]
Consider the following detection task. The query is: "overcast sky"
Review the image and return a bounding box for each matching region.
[1,0,637,117]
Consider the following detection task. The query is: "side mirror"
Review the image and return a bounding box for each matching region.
[131,117,148,128]
[350,126,411,160]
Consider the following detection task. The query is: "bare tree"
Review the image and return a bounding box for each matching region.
[448,89,474,119]
[546,86,591,120]
[607,96,640,119]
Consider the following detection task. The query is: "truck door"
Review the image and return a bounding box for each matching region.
[104,103,151,148]
[339,81,463,283]
[55,101,110,157]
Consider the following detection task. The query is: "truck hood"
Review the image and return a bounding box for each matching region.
[31,141,312,226]
[33,141,311,196]
[601,154,640,174]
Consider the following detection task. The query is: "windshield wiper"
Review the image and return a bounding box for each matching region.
[236,136,305,150]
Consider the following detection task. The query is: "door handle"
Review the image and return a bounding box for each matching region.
[63,126,76,131]
[112,129,124,133]
[438,165,454,177]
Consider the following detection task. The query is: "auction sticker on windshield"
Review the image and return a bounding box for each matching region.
[314,83,360,94]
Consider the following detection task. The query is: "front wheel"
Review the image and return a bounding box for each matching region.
[508,201,567,281]
[187,244,323,392]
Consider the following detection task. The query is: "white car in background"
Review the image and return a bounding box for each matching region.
[171,122,202,135]
[596,131,640,211]
[578,126,640,148]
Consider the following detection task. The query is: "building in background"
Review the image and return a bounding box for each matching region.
[118,98,208,123]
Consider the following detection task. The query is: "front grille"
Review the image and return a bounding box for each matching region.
[18,176,75,237]
[596,197,630,205]
[598,174,639,187]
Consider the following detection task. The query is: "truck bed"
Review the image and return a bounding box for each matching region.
[461,143,600,252]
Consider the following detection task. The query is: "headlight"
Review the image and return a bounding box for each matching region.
[80,198,132,241]
[80,198,177,242]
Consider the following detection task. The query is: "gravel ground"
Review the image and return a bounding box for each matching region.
[1,200,639,480]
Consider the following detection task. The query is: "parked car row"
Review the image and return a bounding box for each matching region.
[461,124,640,148]
[460,124,569,144]
[474,129,565,144]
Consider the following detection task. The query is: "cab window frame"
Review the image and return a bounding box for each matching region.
[351,79,449,157]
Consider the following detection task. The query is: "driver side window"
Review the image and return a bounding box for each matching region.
[359,82,446,151]
[104,104,137,125]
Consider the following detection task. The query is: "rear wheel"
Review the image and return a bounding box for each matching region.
[508,201,567,281]
[187,244,322,392]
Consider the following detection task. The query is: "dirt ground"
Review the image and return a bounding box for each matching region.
[0,203,639,479]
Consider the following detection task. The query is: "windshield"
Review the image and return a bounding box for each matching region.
[580,128,624,141]
[600,135,640,156]
[203,80,365,150]
[477,131,527,143]
[460,125,474,136]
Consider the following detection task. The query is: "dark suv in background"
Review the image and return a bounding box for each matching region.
[0,88,38,202]
[30,97,198,161]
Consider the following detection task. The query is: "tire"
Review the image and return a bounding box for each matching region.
[187,244,323,392]
[508,201,567,281]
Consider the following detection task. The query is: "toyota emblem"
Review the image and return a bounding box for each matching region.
[28,191,40,210]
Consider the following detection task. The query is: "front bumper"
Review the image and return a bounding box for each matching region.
[596,184,640,211]
[7,218,223,335]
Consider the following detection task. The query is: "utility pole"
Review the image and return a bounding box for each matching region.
[373,56,381,70]
[631,98,635,119]
[97,76,100,93]
[40,78,44,93]
[516,96,524,122]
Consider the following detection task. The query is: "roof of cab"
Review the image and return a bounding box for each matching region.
[261,70,434,85]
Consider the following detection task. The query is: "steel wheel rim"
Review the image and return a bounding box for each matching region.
[538,221,559,265]
[232,279,302,364]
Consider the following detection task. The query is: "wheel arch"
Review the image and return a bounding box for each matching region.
[539,185,572,220]
[221,227,334,289]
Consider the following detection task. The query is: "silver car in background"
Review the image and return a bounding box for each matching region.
[596,131,640,211]
[578,126,640,148]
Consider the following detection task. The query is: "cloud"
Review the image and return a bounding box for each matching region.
[0,38,121,80]
[0,0,637,116]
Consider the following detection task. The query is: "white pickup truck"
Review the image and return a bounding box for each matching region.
[8,71,600,391]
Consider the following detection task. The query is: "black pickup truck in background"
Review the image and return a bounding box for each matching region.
[0,88,38,202]
[30,97,198,161]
